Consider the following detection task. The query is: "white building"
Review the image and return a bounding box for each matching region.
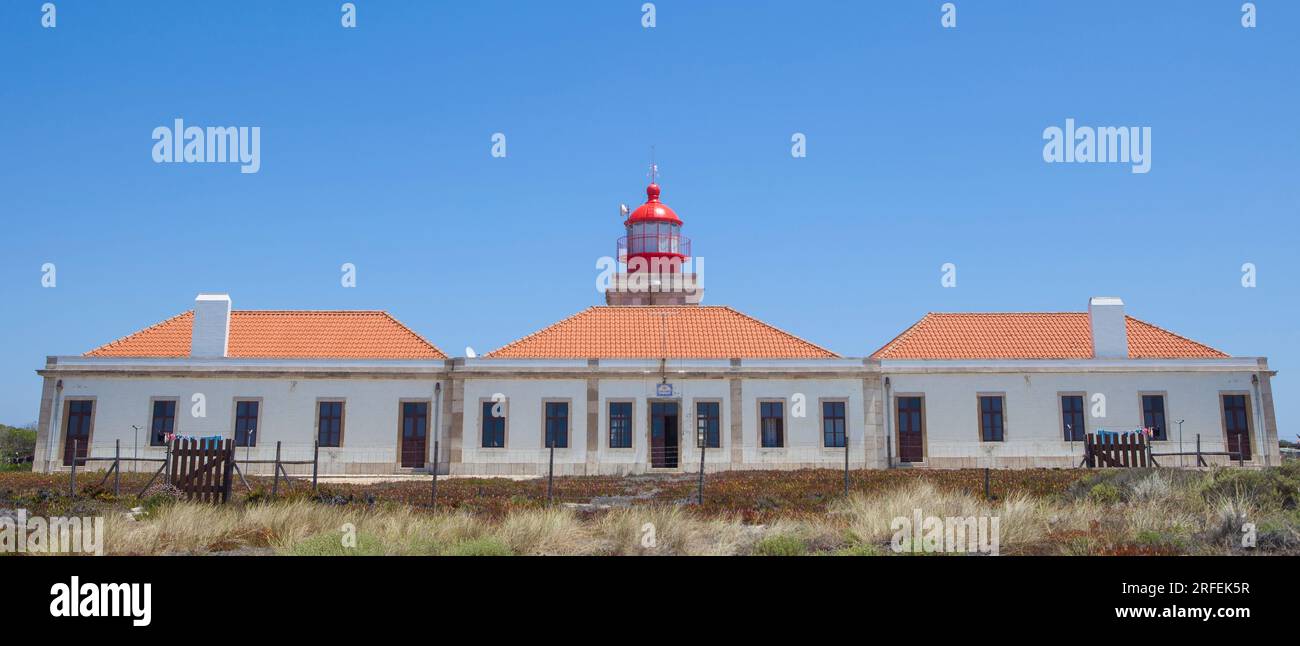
[31,181,1280,474]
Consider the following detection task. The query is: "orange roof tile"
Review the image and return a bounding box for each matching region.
[484,306,839,359]
[870,313,1229,360]
[85,311,446,360]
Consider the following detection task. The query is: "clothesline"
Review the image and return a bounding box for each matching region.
[1093,427,1157,442]
[162,433,226,448]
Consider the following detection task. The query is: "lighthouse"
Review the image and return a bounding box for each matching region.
[606,169,704,305]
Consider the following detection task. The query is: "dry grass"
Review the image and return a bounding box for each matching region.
[8,463,1299,555]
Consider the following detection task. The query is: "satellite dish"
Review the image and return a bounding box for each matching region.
[619,203,630,217]
[465,346,477,358]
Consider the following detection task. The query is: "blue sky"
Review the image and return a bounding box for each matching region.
[1,1,1295,436]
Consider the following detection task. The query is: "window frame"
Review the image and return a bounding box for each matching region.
[757,398,786,449]
[148,396,179,447]
[693,399,722,450]
[542,398,571,449]
[607,399,634,450]
[976,393,1006,443]
[819,398,848,449]
[1058,391,1087,442]
[315,398,346,448]
[478,397,509,449]
[232,397,262,448]
[1138,391,1169,441]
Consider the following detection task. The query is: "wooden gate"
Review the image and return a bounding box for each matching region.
[169,438,235,503]
[1083,432,1151,468]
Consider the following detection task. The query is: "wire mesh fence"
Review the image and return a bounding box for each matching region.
[51,433,875,510]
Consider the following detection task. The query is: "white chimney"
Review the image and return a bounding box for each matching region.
[1088,296,1127,359]
[191,293,232,358]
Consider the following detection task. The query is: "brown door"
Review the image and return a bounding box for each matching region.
[650,402,679,468]
[62,400,93,467]
[896,396,923,463]
[1222,395,1252,461]
[400,401,428,468]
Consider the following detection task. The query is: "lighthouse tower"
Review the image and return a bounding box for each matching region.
[605,169,704,305]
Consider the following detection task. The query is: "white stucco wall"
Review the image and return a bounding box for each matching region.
[38,374,443,474]
[459,378,588,471]
[594,377,732,469]
[740,378,864,467]
[456,376,864,474]
[885,368,1275,467]
[35,358,1276,475]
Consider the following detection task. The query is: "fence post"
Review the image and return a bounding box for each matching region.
[546,442,554,505]
[698,437,706,505]
[843,433,850,498]
[272,441,282,499]
[431,440,439,509]
[69,439,78,498]
[312,439,319,493]
[114,439,121,496]
[164,440,172,484]
[1196,434,1202,467]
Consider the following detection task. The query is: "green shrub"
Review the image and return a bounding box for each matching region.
[1087,482,1122,505]
[831,542,881,556]
[1199,468,1300,511]
[1134,530,1189,551]
[0,425,37,462]
[286,530,385,556]
[443,537,513,556]
[751,534,807,556]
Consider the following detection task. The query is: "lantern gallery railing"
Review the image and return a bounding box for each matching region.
[617,233,691,259]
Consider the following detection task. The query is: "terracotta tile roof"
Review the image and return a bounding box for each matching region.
[484,306,840,359]
[85,311,446,360]
[870,313,1229,360]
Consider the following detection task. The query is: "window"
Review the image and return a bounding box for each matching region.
[481,401,506,448]
[1061,395,1085,441]
[317,401,344,447]
[234,400,259,447]
[609,401,633,449]
[149,399,177,446]
[760,400,784,448]
[1141,395,1167,441]
[978,395,1004,442]
[822,401,846,448]
[544,401,569,448]
[696,401,720,449]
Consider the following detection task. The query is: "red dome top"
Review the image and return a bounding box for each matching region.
[624,183,682,226]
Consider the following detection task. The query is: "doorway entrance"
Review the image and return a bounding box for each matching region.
[1222,394,1252,462]
[896,396,924,463]
[62,400,93,467]
[650,401,679,469]
[400,401,428,468]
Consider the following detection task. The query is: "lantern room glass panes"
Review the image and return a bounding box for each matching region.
[627,222,681,255]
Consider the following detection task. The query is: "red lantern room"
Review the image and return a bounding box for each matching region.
[619,178,691,273]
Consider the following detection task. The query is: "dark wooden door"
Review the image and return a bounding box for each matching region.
[896,396,924,463]
[400,401,428,468]
[650,402,679,468]
[62,400,93,467]
[1222,395,1252,461]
